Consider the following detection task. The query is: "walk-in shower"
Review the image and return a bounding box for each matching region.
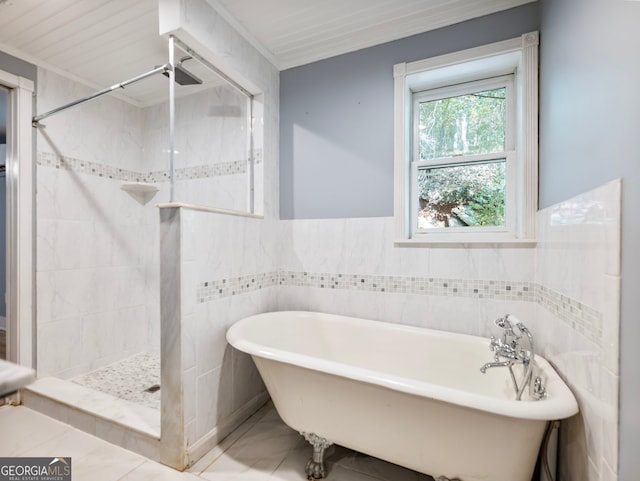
[26,34,259,447]
[34,36,257,210]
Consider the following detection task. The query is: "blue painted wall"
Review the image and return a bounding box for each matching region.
[279,3,540,219]
[539,0,640,477]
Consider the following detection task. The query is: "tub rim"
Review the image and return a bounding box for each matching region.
[226,310,579,421]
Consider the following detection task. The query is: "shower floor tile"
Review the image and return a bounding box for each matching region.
[71,352,160,410]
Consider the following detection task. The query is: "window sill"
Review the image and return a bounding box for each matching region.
[395,237,536,248]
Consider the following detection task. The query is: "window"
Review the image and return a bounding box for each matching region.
[413,77,513,233]
[394,32,539,245]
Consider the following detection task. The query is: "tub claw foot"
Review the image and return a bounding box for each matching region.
[435,477,463,481]
[301,432,332,479]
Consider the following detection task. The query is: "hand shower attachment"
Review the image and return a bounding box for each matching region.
[494,315,518,338]
[482,314,538,400]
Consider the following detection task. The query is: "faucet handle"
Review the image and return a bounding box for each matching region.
[489,336,501,351]
[533,376,547,400]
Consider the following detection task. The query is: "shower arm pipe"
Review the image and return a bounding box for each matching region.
[32,64,170,126]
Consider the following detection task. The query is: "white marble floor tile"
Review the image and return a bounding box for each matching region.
[188,402,273,475]
[270,444,385,481]
[198,409,304,481]
[69,443,147,481]
[328,446,434,481]
[199,403,432,481]
[0,406,159,480]
[16,426,106,459]
[120,460,202,481]
[0,405,71,456]
[1,403,434,481]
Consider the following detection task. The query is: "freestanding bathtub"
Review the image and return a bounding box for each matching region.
[226,311,578,481]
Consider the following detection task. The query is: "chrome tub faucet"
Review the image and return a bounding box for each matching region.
[480,314,544,400]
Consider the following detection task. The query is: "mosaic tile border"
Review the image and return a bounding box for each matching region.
[38,151,143,181]
[537,285,602,344]
[196,272,280,303]
[196,270,603,344]
[37,152,247,182]
[278,270,537,301]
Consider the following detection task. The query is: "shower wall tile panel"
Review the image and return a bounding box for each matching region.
[36,165,156,378]
[37,68,144,170]
[157,0,281,466]
[158,207,185,468]
[174,208,278,463]
[36,66,159,379]
[534,179,621,481]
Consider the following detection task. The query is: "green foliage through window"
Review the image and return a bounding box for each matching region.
[417,161,506,228]
[415,84,508,230]
[418,87,506,160]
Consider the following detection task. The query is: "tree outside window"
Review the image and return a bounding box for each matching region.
[414,86,508,229]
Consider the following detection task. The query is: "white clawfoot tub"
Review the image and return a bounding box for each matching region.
[226,311,578,481]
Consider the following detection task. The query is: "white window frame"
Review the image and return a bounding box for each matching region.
[394,31,539,246]
[411,75,515,236]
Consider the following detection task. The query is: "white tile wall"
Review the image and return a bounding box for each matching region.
[142,82,253,212]
[35,67,160,378]
[279,217,536,281]
[36,69,144,170]
[35,40,265,376]
[534,179,621,481]
[155,0,281,468]
[213,181,616,480]
[276,216,537,338]
[160,206,277,468]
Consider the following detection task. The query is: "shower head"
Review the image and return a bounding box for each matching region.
[163,56,203,86]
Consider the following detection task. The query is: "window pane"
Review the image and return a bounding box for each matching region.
[417,160,506,229]
[418,87,506,160]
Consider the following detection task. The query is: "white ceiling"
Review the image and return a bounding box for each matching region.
[0,0,535,106]
[210,0,537,70]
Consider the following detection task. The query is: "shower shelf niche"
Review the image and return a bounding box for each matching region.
[121,182,159,205]
[121,182,159,193]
